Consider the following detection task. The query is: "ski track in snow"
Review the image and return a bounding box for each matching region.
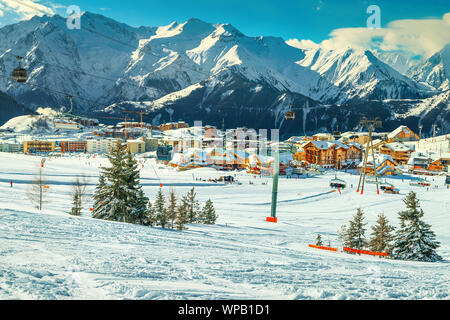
[0,152,449,300]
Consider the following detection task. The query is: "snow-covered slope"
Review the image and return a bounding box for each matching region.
[0,153,449,299]
[408,44,450,91]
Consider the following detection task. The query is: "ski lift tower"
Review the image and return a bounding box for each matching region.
[267,143,279,223]
[356,117,382,195]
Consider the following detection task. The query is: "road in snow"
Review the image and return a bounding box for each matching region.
[0,152,449,299]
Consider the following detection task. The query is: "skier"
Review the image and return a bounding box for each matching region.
[10,180,13,188]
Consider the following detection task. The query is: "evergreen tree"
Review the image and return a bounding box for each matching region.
[175,196,189,230]
[392,192,442,262]
[131,189,149,224]
[92,174,110,220]
[123,150,145,223]
[185,187,201,223]
[315,234,323,246]
[200,199,217,224]
[70,189,82,216]
[166,189,178,229]
[93,140,128,222]
[154,188,168,228]
[338,224,350,246]
[144,200,157,227]
[340,208,367,253]
[369,213,395,254]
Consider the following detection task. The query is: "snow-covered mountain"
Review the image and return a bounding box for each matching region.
[0,12,447,136]
[297,47,433,103]
[372,50,420,75]
[0,12,156,112]
[407,44,450,91]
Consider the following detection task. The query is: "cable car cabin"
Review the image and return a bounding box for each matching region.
[285,111,295,120]
[330,177,346,189]
[12,56,27,83]
[12,67,27,83]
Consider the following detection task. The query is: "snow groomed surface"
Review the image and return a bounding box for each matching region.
[0,153,449,299]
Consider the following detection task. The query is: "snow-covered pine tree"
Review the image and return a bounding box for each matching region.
[154,188,168,228]
[70,189,81,216]
[145,200,157,227]
[315,234,323,246]
[348,208,368,252]
[95,139,129,222]
[166,189,178,229]
[340,208,367,253]
[392,192,442,262]
[338,224,350,246]
[186,187,201,223]
[132,189,149,225]
[175,196,189,230]
[92,174,111,220]
[123,150,144,223]
[369,213,395,254]
[200,199,217,224]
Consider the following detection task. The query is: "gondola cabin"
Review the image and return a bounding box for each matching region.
[285,111,295,120]
[12,56,27,83]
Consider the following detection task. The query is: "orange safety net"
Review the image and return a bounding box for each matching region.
[343,247,388,256]
[308,244,338,252]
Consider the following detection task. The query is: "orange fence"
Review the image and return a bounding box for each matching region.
[343,247,388,257]
[308,244,338,252]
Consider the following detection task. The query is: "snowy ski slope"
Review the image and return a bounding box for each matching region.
[0,152,449,299]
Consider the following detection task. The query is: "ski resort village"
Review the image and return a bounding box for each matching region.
[0,108,449,300]
[0,1,449,302]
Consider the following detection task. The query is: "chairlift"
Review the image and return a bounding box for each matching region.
[330,175,346,189]
[12,56,28,83]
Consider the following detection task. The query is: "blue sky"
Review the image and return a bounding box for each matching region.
[1,0,449,56]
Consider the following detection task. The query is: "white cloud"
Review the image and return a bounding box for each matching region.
[1,0,55,20]
[320,13,450,58]
[286,38,320,50]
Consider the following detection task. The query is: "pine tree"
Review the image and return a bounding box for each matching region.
[186,187,201,223]
[144,200,157,227]
[131,189,149,225]
[70,189,81,216]
[392,192,442,262]
[123,150,145,223]
[154,188,168,228]
[94,140,128,222]
[315,234,323,246]
[338,224,350,246]
[340,208,367,253]
[175,196,189,230]
[200,199,217,224]
[166,189,178,229]
[92,174,110,220]
[369,213,395,254]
